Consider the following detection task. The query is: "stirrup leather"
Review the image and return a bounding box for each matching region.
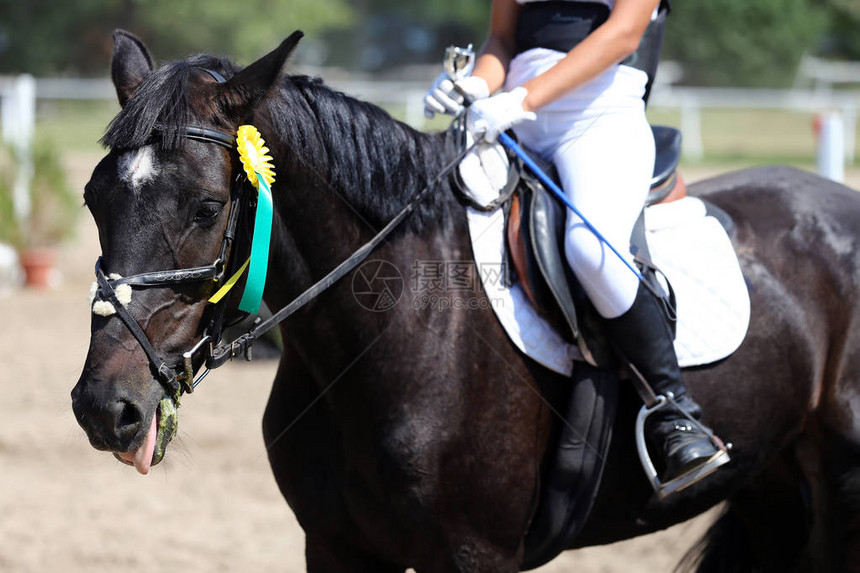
[635,394,731,499]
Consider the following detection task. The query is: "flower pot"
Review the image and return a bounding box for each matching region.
[19,247,56,288]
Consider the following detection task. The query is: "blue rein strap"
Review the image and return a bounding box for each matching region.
[498,131,645,283]
[451,76,642,282]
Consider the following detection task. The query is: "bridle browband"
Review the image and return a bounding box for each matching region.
[91,69,474,401]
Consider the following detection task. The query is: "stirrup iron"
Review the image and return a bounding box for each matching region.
[635,394,731,499]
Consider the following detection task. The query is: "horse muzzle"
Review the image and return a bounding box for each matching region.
[112,395,178,474]
[71,366,178,475]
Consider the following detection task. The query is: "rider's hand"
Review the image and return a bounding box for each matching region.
[466,87,536,143]
[459,133,510,207]
[424,74,490,119]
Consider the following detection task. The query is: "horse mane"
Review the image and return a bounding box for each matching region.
[101,54,239,151]
[101,53,457,231]
[266,75,455,231]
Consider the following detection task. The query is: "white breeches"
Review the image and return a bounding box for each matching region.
[506,50,655,318]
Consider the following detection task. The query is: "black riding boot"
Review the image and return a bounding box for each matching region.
[604,283,729,496]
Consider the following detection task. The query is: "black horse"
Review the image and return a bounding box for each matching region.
[72,31,860,572]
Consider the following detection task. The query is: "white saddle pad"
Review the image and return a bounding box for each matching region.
[467,196,750,376]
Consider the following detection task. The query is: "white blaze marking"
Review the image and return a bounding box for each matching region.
[118,145,158,190]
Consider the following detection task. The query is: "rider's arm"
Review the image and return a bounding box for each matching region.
[522,0,660,111]
[473,0,660,112]
[471,0,522,94]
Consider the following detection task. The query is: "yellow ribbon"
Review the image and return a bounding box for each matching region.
[208,257,250,304]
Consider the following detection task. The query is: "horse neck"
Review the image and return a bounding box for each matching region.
[256,76,466,309]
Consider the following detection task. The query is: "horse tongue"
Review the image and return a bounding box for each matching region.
[117,415,158,475]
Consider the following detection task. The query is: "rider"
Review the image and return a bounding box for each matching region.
[425,0,729,494]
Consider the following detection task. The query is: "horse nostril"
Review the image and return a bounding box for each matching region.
[113,400,144,441]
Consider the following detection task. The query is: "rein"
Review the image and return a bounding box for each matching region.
[92,117,473,401]
[205,138,475,372]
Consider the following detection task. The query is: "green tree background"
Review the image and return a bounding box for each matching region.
[662,0,827,87]
[819,0,860,59]
[0,0,354,74]
[0,0,858,86]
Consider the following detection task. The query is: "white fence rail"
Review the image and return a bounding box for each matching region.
[2,74,859,180]
[1,75,36,221]
[649,86,860,164]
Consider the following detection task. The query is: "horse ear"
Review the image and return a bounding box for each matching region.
[219,30,304,122]
[111,30,154,107]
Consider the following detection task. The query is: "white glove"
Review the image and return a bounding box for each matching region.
[466,87,536,143]
[458,131,510,207]
[424,74,490,119]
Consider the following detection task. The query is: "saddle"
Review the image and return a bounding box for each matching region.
[498,126,738,568]
[506,125,684,369]
[484,125,684,569]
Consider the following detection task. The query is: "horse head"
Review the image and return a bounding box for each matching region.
[71,30,302,474]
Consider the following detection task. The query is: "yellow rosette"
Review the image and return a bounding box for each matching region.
[236,125,276,190]
[208,125,275,314]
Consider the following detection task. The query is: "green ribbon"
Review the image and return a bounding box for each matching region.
[238,175,273,314]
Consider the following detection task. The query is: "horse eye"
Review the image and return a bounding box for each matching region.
[194,202,223,224]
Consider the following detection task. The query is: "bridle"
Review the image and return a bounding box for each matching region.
[91,70,475,402]
[92,123,248,400]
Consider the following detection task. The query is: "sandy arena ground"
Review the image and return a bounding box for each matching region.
[3,156,856,572]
